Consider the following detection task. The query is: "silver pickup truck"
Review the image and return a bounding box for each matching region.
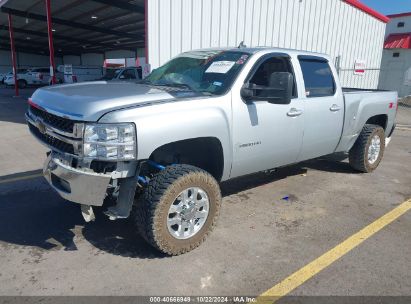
[26,47,397,255]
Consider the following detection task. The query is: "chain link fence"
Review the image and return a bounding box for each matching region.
[338,68,382,90]
[398,96,411,127]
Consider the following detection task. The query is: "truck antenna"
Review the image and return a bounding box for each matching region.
[238,41,246,48]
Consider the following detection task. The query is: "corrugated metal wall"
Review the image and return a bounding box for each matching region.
[147,0,386,89]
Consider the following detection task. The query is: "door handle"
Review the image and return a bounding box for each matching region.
[287,108,303,117]
[330,104,342,112]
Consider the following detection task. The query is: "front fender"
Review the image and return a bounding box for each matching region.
[99,96,233,180]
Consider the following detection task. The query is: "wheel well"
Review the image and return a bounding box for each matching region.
[366,114,388,131]
[149,137,224,181]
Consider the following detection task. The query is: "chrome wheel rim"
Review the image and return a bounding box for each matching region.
[368,135,381,165]
[167,187,210,240]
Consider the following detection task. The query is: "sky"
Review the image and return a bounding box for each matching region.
[360,0,411,15]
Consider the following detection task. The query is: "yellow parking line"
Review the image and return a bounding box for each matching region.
[0,173,43,184]
[259,198,411,303]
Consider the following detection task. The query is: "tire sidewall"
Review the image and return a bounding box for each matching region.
[18,80,26,89]
[152,171,221,252]
[364,127,385,172]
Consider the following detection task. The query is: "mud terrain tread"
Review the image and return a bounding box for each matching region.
[349,124,385,173]
[135,164,221,255]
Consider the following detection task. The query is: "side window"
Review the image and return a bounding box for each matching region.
[249,56,297,98]
[122,69,137,79]
[298,57,335,98]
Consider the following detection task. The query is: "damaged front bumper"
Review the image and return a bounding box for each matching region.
[43,152,141,221]
[43,153,112,206]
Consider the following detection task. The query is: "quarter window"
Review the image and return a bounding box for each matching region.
[298,57,336,98]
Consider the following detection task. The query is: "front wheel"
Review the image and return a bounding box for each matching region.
[134,164,222,255]
[349,124,385,173]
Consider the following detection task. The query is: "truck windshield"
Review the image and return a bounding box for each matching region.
[143,50,251,95]
[102,69,121,80]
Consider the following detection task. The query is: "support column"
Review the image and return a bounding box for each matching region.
[45,0,56,85]
[7,13,19,97]
[144,0,148,63]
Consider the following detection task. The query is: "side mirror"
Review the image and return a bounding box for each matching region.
[241,72,294,105]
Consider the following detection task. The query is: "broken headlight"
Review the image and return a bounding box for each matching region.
[83,123,136,160]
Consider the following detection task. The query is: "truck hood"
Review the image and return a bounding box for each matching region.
[30,81,178,121]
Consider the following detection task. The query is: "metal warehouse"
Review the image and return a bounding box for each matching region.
[379,11,411,97]
[0,0,389,91]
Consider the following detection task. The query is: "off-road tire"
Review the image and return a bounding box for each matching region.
[349,124,385,173]
[134,164,222,255]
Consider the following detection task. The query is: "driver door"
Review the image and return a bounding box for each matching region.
[230,54,305,178]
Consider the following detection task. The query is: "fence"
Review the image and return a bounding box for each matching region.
[338,68,381,90]
[398,97,411,127]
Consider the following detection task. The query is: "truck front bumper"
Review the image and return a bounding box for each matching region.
[43,154,111,206]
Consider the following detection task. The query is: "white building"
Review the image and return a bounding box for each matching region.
[1,0,389,89]
[147,0,389,89]
[379,12,411,97]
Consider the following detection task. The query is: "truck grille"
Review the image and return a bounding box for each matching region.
[29,105,75,133]
[28,123,75,154]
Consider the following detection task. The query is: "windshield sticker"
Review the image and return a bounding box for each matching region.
[205,61,236,74]
[213,81,223,87]
[236,54,249,65]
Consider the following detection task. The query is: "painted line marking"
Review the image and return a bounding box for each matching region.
[0,173,43,184]
[258,198,411,303]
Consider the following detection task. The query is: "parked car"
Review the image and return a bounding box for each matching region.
[3,67,62,88]
[28,68,64,85]
[3,69,29,88]
[60,65,103,83]
[26,47,397,255]
[102,67,142,81]
[0,72,7,84]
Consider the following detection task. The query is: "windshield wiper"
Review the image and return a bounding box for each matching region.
[153,82,194,91]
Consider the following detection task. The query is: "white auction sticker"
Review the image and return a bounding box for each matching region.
[205,61,236,74]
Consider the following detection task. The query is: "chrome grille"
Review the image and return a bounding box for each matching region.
[28,123,75,154]
[29,105,75,133]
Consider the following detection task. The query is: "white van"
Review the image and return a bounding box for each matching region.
[59,65,103,83]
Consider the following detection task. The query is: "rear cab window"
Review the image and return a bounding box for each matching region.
[298,56,336,98]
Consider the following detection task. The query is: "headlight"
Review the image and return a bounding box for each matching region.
[83,123,136,160]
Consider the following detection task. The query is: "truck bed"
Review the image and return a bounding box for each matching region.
[336,88,398,153]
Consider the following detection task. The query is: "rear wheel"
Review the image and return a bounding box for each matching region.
[349,124,385,173]
[17,79,27,89]
[134,164,221,255]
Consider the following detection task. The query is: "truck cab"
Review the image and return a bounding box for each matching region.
[26,47,397,255]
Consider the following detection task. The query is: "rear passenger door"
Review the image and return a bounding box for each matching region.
[297,56,344,161]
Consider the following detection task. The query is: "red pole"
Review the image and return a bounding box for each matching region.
[144,0,148,63]
[7,13,19,97]
[45,0,56,85]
